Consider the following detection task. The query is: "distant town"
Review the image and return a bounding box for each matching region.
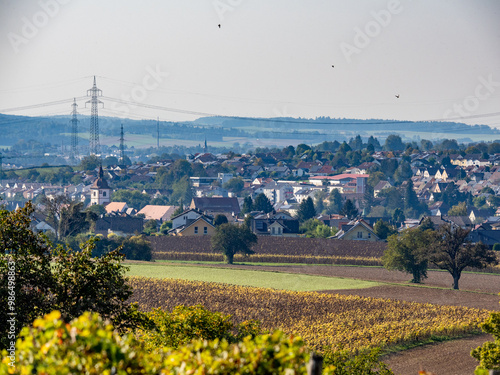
[1,133,500,248]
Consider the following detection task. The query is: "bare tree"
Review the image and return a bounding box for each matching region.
[428,224,498,289]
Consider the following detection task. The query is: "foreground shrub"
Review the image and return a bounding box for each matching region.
[471,294,500,373]
[0,310,153,374]
[137,304,261,351]
[0,310,336,374]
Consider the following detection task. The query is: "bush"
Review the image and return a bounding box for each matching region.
[1,310,335,374]
[73,234,152,261]
[137,304,261,351]
[493,243,500,251]
[471,294,500,372]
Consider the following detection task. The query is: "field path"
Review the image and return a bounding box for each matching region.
[182,263,500,375]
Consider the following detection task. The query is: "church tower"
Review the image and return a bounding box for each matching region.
[90,166,111,206]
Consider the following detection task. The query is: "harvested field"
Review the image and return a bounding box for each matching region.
[129,276,489,354]
[132,262,499,374]
[177,263,500,375]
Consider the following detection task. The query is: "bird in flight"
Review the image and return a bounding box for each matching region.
[395,94,400,98]
[332,65,334,68]
[218,24,221,28]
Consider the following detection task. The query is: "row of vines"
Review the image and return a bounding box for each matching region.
[149,236,386,266]
[129,276,491,353]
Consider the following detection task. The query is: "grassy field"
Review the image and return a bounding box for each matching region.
[125,262,381,291]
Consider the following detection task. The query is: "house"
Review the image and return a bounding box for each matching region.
[334,219,380,241]
[468,226,500,248]
[250,211,299,236]
[137,205,178,223]
[95,215,144,236]
[309,174,368,194]
[373,181,392,197]
[262,181,294,204]
[174,216,216,236]
[105,202,128,214]
[171,208,204,230]
[190,197,240,216]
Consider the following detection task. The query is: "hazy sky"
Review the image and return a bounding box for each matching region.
[1,0,499,128]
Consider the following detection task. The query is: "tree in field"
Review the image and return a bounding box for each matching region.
[0,202,147,350]
[253,193,273,213]
[297,197,316,222]
[382,227,433,283]
[211,223,257,264]
[428,224,498,290]
[341,199,358,220]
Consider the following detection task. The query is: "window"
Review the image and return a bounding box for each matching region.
[94,191,97,196]
[103,191,106,197]
[357,231,363,238]
[368,232,371,238]
[194,227,198,234]
[204,227,208,234]
[278,227,282,234]
[272,227,275,234]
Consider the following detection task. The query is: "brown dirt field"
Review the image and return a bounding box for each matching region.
[181,263,500,375]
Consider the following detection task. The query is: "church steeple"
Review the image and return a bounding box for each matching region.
[204,137,208,153]
[90,166,111,206]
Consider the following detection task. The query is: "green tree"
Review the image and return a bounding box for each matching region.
[40,196,93,241]
[341,199,358,220]
[373,220,397,240]
[241,196,253,214]
[428,224,498,289]
[0,202,54,349]
[403,180,424,219]
[169,176,193,207]
[103,156,119,167]
[471,296,500,372]
[384,134,405,151]
[112,189,151,210]
[223,177,244,193]
[313,190,328,215]
[394,161,412,183]
[326,189,343,214]
[214,214,229,226]
[392,208,405,226]
[253,193,273,213]
[79,155,101,171]
[448,202,467,216]
[297,197,316,222]
[143,219,158,235]
[211,223,257,264]
[0,203,146,350]
[383,228,433,283]
[299,219,336,238]
[85,204,106,216]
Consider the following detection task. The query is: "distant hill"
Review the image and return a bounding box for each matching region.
[1,113,499,149]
